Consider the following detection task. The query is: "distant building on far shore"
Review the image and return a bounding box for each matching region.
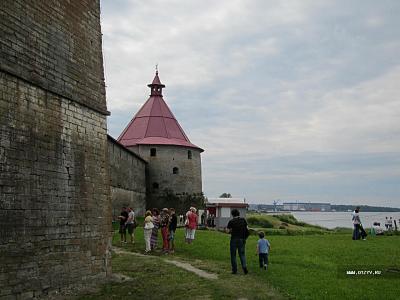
[283,202,331,212]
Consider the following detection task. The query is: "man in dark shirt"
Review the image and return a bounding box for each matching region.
[168,208,178,253]
[118,207,129,244]
[226,209,249,274]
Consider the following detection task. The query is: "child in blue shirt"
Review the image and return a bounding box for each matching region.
[256,231,271,270]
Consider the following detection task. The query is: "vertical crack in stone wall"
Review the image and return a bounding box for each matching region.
[0,0,112,298]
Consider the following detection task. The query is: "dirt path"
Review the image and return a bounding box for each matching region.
[163,260,218,280]
[113,247,218,280]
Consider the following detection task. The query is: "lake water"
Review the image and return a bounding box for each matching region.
[286,211,400,229]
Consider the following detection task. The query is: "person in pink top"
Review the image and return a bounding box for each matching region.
[185,207,198,244]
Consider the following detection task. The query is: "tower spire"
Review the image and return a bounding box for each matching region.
[118,72,203,152]
[148,67,165,96]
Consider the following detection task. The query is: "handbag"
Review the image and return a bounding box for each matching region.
[144,222,154,230]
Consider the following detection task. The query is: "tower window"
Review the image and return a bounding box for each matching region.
[150,148,157,157]
[153,182,159,189]
[173,167,179,174]
[188,150,192,159]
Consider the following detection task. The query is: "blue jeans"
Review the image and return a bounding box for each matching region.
[259,253,269,268]
[230,238,247,273]
[352,224,360,240]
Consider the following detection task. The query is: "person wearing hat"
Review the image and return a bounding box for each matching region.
[185,207,198,244]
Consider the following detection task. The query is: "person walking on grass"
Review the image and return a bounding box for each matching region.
[226,209,249,275]
[388,217,393,231]
[118,207,129,244]
[143,210,154,253]
[352,207,361,240]
[160,208,170,254]
[125,207,136,244]
[256,232,271,271]
[385,217,389,231]
[150,208,160,250]
[352,207,367,240]
[185,207,198,244]
[168,208,177,253]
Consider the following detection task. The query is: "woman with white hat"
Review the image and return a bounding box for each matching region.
[185,207,198,244]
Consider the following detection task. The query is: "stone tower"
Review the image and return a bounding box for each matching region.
[118,72,204,212]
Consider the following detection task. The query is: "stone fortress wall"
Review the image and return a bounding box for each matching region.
[108,136,147,217]
[0,1,112,298]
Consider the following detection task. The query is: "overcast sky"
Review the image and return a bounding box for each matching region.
[100,0,400,207]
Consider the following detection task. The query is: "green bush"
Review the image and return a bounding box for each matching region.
[247,216,274,228]
[273,214,326,229]
[273,214,300,224]
[248,228,258,236]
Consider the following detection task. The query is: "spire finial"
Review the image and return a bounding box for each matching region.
[148,68,165,95]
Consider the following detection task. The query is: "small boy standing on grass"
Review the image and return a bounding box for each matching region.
[256,232,271,270]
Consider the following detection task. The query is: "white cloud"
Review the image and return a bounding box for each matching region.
[101,0,400,206]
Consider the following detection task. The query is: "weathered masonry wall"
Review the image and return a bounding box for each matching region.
[0,1,111,298]
[0,0,108,115]
[130,145,203,212]
[134,145,202,195]
[108,136,147,217]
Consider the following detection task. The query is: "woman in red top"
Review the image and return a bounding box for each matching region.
[185,207,198,244]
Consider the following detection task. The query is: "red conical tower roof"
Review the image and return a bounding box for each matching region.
[117,72,203,152]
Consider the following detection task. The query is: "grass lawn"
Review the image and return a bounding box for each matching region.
[80,223,400,300]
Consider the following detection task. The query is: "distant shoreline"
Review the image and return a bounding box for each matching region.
[250,204,400,213]
[257,210,400,213]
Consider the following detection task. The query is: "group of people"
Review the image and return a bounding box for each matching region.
[384,216,398,231]
[134,206,199,254]
[371,216,399,235]
[142,207,178,254]
[352,207,400,239]
[117,207,136,244]
[118,206,271,274]
[200,212,216,227]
